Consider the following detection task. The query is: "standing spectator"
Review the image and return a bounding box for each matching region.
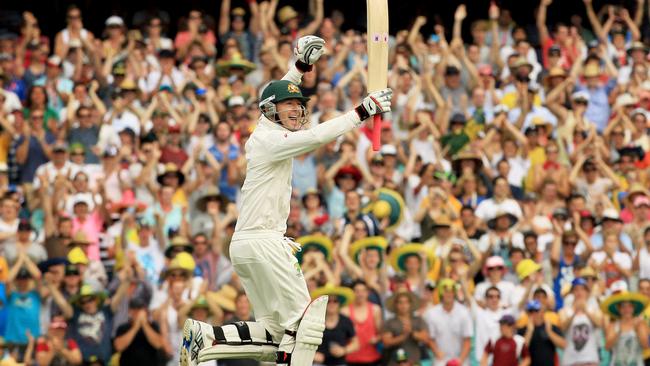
[4,264,42,346]
[35,316,83,366]
[602,292,649,366]
[340,280,383,366]
[382,291,430,366]
[521,300,565,366]
[481,314,530,366]
[312,286,359,366]
[113,297,163,366]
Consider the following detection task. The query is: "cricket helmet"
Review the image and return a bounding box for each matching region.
[259,80,310,129]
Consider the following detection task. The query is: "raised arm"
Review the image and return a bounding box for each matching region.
[537,0,553,43]
[218,0,232,37]
[583,0,606,39]
[297,0,324,38]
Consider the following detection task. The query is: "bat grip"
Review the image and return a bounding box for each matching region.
[372,114,382,151]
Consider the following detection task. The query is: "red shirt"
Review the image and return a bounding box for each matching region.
[485,336,529,366]
[36,338,79,353]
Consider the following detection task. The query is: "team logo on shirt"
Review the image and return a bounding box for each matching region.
[287,84,300,94]
[294,262,303,278]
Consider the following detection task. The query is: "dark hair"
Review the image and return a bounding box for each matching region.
[351,279,368,289]
[26,85,48,109]
[492,175,508,186]
[485,286,501,297]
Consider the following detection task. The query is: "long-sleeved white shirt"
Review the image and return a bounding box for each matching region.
[235,66,363,234]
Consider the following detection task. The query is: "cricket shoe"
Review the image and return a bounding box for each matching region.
[180,319,213,366]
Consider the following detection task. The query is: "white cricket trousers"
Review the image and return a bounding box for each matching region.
[229,230,312,342]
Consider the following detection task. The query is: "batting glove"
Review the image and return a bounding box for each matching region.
[294,36,326,65]
[355,88,393,121]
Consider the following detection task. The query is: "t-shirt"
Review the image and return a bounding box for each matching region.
[423,303,473,364]
[382,316,428,366]
[5,290,41,344]
[518,324,562,366]
[67,306,114,362]
[3,242,47,265]
[0,283,9,336]
[317,315,355,366]
[484,335,528,366]
[115,320,161,366]
[17,133,56,184]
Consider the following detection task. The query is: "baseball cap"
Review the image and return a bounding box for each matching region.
[47,55,62,68]
[485,256,505,269]
[53,141,69,152]
[65,264,81,276]
[380,144,397,156]
[499,314,516,325]
[525,300,542,312]
[50,316,68,330]
[571,277,588,290]
[103,145,119,157]
[17,219,32,232]
[105,16,124,27]
[602,208,622,222]
[571,91,590,103]
[16,267,31,280]
[228,95,246,108]
[158,49,175,59]
[450,113,467,125]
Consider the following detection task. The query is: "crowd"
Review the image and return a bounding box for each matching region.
[4,0,650,365]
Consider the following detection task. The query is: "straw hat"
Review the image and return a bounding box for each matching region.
[164,236,194,258]
[196,186,230,212]
[386,290,420,313]
[157,163,185,185]
[311,284,355,306]
[206,285,238,312]
[487,210,518,230]
[277,5,299,23]
[215,53,256,76]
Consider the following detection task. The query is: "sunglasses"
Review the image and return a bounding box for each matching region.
[527,309,540,313]
[80,296,95,305]
[488,266,504,271]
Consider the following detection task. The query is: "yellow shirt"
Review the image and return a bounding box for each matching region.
[0,132,10,163]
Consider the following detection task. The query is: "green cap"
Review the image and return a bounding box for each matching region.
[260,80,310,107]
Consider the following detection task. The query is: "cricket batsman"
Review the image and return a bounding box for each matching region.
[179,35,392,366]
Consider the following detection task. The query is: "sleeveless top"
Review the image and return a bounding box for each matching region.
[553,255,578,310]
[610,324,644,366]
[562,312,600,366]
[346,303,381,363]
[61,28,89,45]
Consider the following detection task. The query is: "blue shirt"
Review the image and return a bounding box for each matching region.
[292,155,317,197]
[16,132,56,184]
[0,283,7,336]
[208,144,240,202]
[5,290,40,344]
[67,306,114,362]
[576,79,617,132]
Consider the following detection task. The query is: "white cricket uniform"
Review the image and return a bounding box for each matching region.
[230,65,363,341]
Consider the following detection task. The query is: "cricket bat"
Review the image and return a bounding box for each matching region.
[366,0,389,151]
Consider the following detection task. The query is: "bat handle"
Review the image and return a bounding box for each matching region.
[372,114,382,151]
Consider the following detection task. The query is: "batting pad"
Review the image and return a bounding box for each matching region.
[197,321,278,362]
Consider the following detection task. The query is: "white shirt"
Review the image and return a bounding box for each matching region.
[470,303,509,363]
[474,280,516,309]
[423,302,473,366]
[105,109,141,135]
[139,68,185,94]
[235,65,362,234]
[33,161,82,190]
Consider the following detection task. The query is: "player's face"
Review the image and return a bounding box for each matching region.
[276,99,307,131]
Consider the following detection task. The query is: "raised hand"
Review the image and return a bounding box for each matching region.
[294,36,326,65]
[454,4,467,21]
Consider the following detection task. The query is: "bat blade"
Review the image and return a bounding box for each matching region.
[366,0,389,151]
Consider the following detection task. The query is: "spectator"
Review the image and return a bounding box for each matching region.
[382,291,430,366]
[481,314,530,366]
[35,316,83,366]
[340,280,383,365]
[602,291,649,366]
[113,297,163,366]
[521,300,565,366]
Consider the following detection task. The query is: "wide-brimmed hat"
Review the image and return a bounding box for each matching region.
[349,236,388,266]
[432,215,453,228]
[361,188,405,232]
[487,210,518,230]
[543,67,567,86]
[516,259,541,281]
[601,292,650,318]
[161,252,195,279]
[206,284,238,312]
[452,149,483,173]
[164,236,194,258]
[311,285,354,307]
[215,53,256,76]
[296,235,333,263]
[157,163,185,185]
[390,244,435,273]
[601,208,623,223]
[196,186,229,212]
[627,41,649,56]
[70,282,108,305]
[385,290,420,313]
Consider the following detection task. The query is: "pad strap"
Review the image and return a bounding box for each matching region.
[276,351,292,364]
